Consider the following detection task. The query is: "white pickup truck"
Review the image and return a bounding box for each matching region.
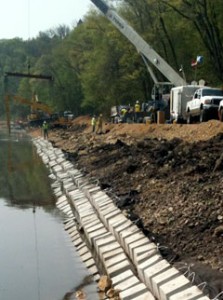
[218,99,223,121]
[186,87,223,123]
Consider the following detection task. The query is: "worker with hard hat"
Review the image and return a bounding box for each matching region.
[135,100,140,112]
[121,107,127,115]
[120,107,128,123]
[134,100,141,122]
[91,115,96,132]
[42,120,49,139]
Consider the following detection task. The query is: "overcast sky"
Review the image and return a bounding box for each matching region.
[0,0,93,40]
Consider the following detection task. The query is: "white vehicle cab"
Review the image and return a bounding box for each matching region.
[63,110,74,120]
[186,87,223,123]
[218,99,223,121]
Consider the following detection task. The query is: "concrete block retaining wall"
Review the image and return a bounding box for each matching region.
[33,137,210,300]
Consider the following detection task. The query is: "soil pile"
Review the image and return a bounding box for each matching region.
[45,116,223,295]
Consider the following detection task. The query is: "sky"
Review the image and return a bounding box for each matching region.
[0,0,93,40]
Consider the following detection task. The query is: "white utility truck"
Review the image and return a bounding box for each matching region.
[170,85,202,123]
[186,87,223,123]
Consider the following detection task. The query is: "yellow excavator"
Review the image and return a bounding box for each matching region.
[4,94,73,132]
[27,94,53,126]
[4,94,53,130]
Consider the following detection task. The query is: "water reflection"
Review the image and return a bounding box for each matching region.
[0,200,97,300]
[0,130,98,300]
[0,130,54,206]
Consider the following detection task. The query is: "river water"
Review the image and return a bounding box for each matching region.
[0,130,98,300]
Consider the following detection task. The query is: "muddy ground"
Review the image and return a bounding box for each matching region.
[37,116,223,297]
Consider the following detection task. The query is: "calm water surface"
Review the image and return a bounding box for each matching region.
[0,130,98,300]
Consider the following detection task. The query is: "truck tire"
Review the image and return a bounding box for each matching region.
[200,110,208,122]
[186,113,192,124]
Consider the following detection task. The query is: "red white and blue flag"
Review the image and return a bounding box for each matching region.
[191,55,204,67]
[191,60,197,67]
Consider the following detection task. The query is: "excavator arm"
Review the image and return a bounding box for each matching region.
[90,0,186,87]
[4,94,54,133]
[12,95,52,113]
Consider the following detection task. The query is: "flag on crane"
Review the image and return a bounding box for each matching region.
[191,60,197,67]
[191,55,204,67]
[196,56,204,64]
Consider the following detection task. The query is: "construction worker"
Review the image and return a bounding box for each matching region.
[42,121,49,139]
[91,115,96,132]
[148,106,157,123]
[134,100,141,122]
[121,107,127,122]
[96,114,103,134]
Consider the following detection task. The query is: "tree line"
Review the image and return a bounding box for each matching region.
[0,0,222,121]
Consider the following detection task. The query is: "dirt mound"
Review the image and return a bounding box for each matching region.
[71,118,223,142]
[103,119,223,142]
[46,118,223,280]
[71,115,91,125]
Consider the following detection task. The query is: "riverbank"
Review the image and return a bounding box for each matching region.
[30,116,223,296]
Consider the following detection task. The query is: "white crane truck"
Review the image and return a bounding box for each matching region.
[90,0,201,123]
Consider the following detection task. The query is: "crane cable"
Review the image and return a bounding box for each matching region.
[33,204,41,300]
[27,0,31,73]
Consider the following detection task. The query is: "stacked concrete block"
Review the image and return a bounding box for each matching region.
[52,164,63,173]
[138,255,169,290]
[69,193,152,298]
[64,219,76,231]
[48,160,58,169]
[119,282,155,300]
[33,137,210,300]
[82,185,101,200]
[129,237,153,263]
[93,233,121,265]
[61,161,74,171]
[56,156,66,165]
[169,286,210,300]
[102,208,123,228]
[33,139,101,283]
[63,180,74,193]
[112,269,140,290]
[111,218,133,240]
[56,195,68,209]
[55,193,100,281]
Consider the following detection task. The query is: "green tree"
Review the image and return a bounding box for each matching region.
[160,0,223,83]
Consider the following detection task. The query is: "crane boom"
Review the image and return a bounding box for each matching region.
[90,0,186,87]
